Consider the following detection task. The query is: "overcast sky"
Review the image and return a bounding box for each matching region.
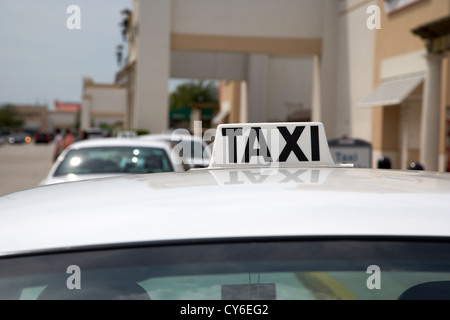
[0,0,134,109]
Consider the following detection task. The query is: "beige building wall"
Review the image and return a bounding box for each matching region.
[126,0,327,135]
[371,0,450,170]
[81,79,127,130]
[122,0,450,171]
[171,0,323,38]
[167,0,369,142]
[15,105,49,132]
[48,111,77,130]
[267,56,313,123]
[167,0,377,142]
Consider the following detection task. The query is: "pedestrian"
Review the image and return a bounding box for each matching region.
[63,130,75,149]
[53,128,64,162]
[80,129,88,140]
[377,156,391,169]
[408,162,424,170]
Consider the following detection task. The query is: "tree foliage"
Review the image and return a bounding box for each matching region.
[0,105,24,129]
[169,80,218,111]
[119,8,131,42]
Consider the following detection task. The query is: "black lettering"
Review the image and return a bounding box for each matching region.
[222,127,243,163]
[311,125,320,161]
[243,127,272,163]
[277,126,308,162]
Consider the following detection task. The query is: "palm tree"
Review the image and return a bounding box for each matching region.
[116,44,124,66]
[119,8,131,42]
[116,8,131,67]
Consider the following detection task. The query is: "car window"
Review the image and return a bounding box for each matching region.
[1,239,450,300]
[54,146,173,176]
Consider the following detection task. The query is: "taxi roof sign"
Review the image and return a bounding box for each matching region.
[209,122,352,169]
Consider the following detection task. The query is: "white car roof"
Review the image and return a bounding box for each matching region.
[1,167,450,257]
[66,137,173,149]
[1,122,450,257]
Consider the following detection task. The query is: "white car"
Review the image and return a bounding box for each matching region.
[39,137,184,185]
[138,132,212,169]
[1,122,450,301]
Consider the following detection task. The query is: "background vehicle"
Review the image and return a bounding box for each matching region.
[82,128,105,140]
[117,130,137,139]
[7,132,31,144]
[39,137,184,185]
[34,132,53,144]
[139,133,212,169]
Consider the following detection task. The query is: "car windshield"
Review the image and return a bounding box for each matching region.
[54,146,173,176]
[2,239,450,300]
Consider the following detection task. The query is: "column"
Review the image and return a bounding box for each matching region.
[420,53,443,171]
[239,81,248,123]
[311,54,321,122]
[81,94,91,130]
[247,54,269,123]
[134,0,171,134]
[400,103,409,170]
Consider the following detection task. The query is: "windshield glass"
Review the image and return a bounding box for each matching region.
[54,146,173,176]
[2,239,450,300]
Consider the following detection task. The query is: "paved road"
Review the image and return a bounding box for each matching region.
[0,142,54,195]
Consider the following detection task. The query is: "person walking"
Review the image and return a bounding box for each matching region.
[408,162,424,170]
[63,130,75,149]
[377,156,391,169]
[53,128,64,162]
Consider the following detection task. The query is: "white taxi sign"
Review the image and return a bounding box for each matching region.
[209,122,349,169]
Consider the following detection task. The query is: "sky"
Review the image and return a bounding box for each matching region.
[0,1,187,110]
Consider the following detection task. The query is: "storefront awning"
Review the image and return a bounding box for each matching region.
[170,106,214,121]
[358,72,425,108]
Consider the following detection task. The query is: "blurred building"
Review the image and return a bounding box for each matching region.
[114,0,450,171]
[80,78,127,131]
[116,0,375,135]
[11,102,80,133]
[14,105,49,133]
[359,0,450,172]
[49,101,80,131]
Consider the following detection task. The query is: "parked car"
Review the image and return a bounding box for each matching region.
[39,137,184,185]
[79,128,105,140]
[117,130,137,139]
[34,132,53,144]
[7,132,32,144]
[139,132,212,169]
